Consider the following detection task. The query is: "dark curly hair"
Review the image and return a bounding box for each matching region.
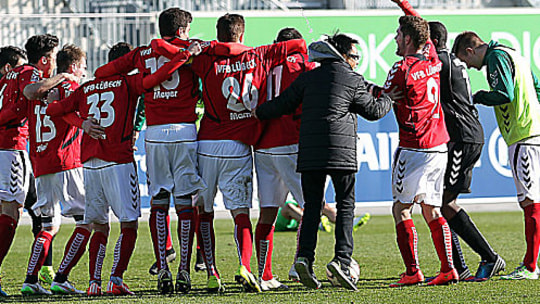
[275,27,303,43]
[399,15,429,50]
[217,13,245,43]
[0,46,26,68]
[327,32,359,57]
[159,8,192,37]
[108,42,133,62]
[57,44,86,73]
[24,34,59,64]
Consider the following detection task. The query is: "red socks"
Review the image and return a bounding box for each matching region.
[57,227,91,276]
[198,212,219,278]
[150,206,169,270]
[234,213,253,272]
[396,219,419,275]
[429,217,454,273]
[177,207,196,272]
[523,204,540,272]
[255,223,274,281]
[26,230,53,276]
[111,227,138,278]
[0,215,17,267]
[166,213,173,251]
[89,231,108,282]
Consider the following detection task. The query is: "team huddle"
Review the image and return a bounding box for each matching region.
[0,0,540,297]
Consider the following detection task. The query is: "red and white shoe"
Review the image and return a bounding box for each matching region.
[86,281,102,296]
[426,269,459,286]
[389,270,425,287]
[106,280,134,295]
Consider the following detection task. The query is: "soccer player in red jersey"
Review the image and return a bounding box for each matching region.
[151,13,307,293]
[94,9,206,293]
[2,44,91,295]
[380,0,457,286]
[46,41,201,296]
[0,45,28,297]
[253,27,317,291]
[0,34,76,296]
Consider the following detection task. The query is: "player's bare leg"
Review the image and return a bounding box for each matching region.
[256,207,288,291]
[442,191,503,280]
[107,220,138,296]
[232,208,261,292]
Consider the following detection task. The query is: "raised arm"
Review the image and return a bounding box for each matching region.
[94,48,138,78]
[391,0,420,17]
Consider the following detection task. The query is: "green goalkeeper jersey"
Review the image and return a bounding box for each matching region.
[474,41,540,145]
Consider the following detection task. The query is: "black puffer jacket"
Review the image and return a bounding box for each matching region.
[256,40,392,172]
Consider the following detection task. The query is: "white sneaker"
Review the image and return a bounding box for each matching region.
[260,278,289,291]
[288,264,300,282]
[21,282,52,295]
[51,281,85,294]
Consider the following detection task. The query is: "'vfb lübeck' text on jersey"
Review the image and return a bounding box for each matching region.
[383,40,449,149]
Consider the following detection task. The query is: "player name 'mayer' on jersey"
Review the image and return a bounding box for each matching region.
[83,80,122,94]
[410,62,442,81]
[216,58,257,74]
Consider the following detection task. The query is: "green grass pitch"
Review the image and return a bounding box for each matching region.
[1,211,539,303]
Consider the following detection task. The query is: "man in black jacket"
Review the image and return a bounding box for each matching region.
[255,33,391,290]
[429,21,505,281]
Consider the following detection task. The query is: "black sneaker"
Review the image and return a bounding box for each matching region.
[294,257,321,289]
[475,254,506,280]
[149,248,177,276]
[157,269,174,294]
[175,270,191,294]
[326,260,357,291]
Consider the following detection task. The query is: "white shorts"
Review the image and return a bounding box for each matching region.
[145,124,206,205]
[0,150,31,205]
[197,140,253,213]
[254,144,304,208]
[33,168,85,227]
[392,145,448,207]
[509,136,540,203]
[83,158,141,224]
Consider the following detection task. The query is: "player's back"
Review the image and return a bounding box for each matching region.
[385,43,449,149]
[29,80,82,177]
[64,74,144,164]
[114,39,200,126]
[191,42,292,146]
[256,52,317,149]
[0,65,36,150]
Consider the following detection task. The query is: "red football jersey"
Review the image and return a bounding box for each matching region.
[0,65,39,150]
[383,40,449,149]
[46,74,144,164]
[190,42,296,145]
[26,80,83,177]
[97,38,201,126]
[255,52,317,149]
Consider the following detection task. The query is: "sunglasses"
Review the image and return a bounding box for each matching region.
[348,53,361,62]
